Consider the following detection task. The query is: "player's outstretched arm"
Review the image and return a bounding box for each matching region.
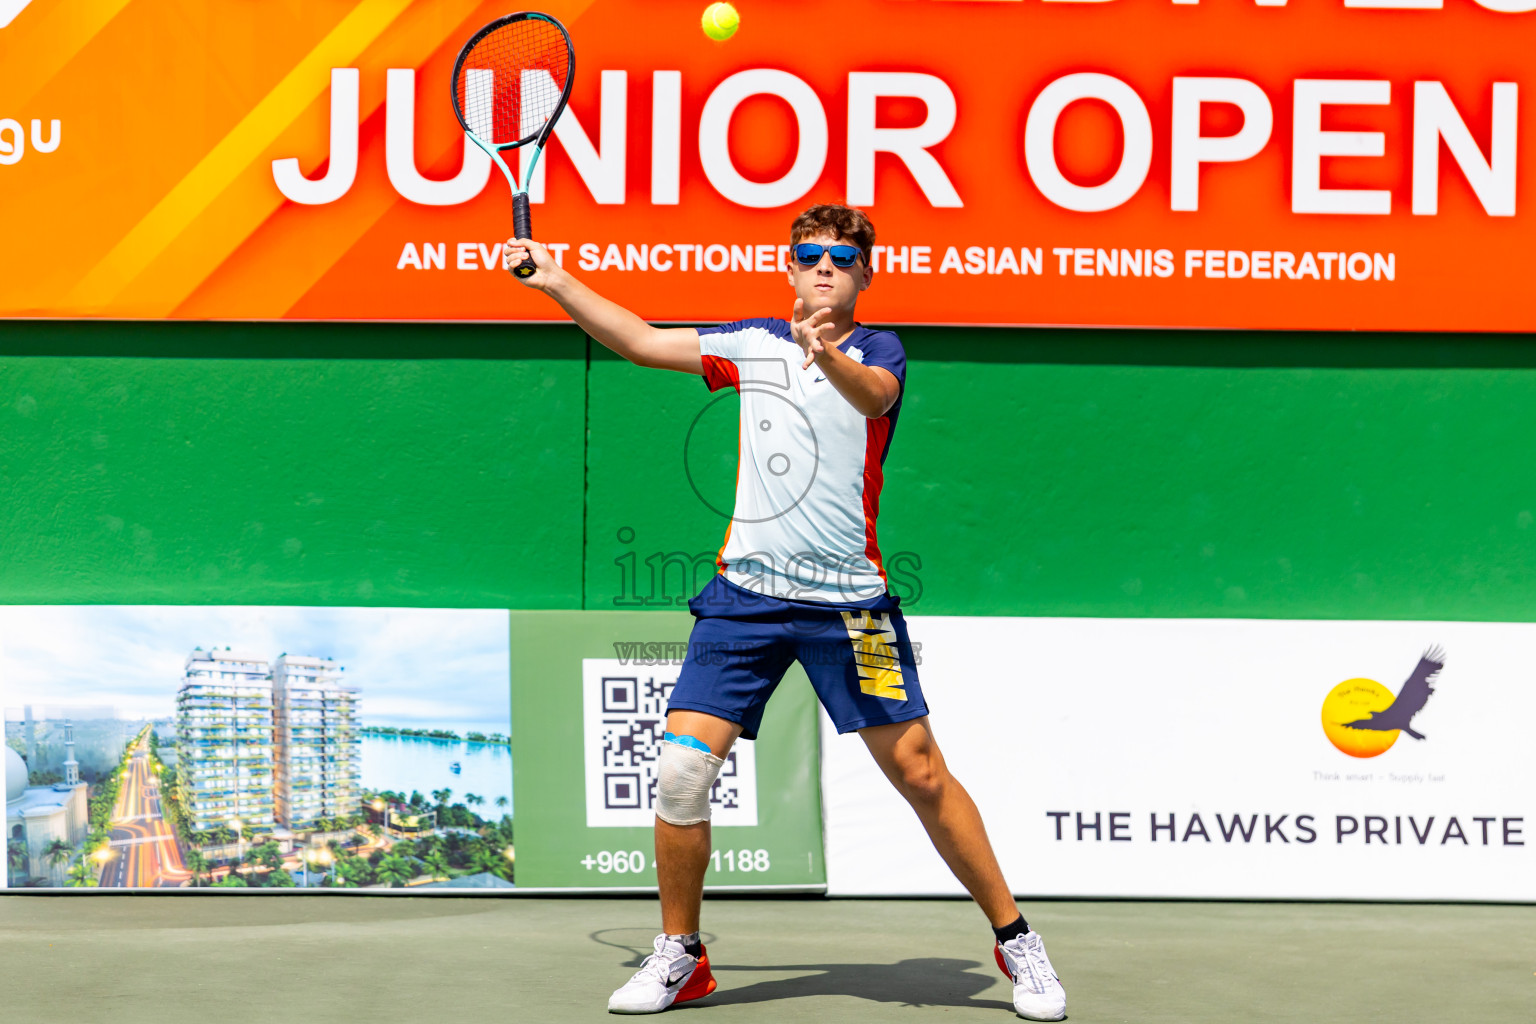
[504,237,702,375]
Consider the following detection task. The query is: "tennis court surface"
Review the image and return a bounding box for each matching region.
[2,895,1529,1022]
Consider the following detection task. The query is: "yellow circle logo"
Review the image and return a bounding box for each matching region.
[1320,678,1400,758]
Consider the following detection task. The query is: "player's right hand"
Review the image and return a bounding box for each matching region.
[503,237,558,289]
[790,297,835,370]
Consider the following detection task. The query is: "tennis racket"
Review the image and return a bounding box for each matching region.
[450,11,575,279]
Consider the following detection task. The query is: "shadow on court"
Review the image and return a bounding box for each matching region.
[696,959,1013,1012]
[591,929,1013,1012]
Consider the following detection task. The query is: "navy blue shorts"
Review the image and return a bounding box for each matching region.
[668,576,929,740]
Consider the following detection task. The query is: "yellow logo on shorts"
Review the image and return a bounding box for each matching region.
[839,611,906,701]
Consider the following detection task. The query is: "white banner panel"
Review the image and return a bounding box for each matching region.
[821,617,1536,901]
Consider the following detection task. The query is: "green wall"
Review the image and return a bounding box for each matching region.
[7,321,1536,622]
[0,322,585,607]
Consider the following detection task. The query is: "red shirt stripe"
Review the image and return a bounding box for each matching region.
[701,354,740,393]
[862,416,891,582]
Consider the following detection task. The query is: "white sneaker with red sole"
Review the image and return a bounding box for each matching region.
[995,930,1066,1021]
[608,934,718,1014]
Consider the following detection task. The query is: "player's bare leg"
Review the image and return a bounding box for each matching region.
[655,709,742,934]
[610,709,741,1013]
[860,716,1017,923]
[861,716,1066,1020]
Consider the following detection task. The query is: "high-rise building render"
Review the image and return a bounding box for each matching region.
[175,649,275,833]
[272,654,361,829]
[61,718,79,787]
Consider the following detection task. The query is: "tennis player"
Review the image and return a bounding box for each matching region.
[504,204,1065,1021]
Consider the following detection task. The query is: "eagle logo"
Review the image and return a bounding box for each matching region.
[1320,648,1444,758]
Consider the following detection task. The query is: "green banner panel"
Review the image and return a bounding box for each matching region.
[0,322,586,608]
[587,329,1536,622]
[510,611,825,890]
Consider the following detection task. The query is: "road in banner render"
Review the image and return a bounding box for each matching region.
[0,896,1529,1022]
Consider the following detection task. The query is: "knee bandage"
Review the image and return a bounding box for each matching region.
[655,739,725,825]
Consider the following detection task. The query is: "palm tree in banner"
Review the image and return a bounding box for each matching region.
[375,854,415,888]
[7,838,30,881]
[239,848,261,884]
[470,841,512,880]
[496,795,509,813]
[44,838,73,877]
[185,849,209,887]
[335,849,369,887]
[254,842,284,872]
[242,841,280,885]
[66,860,98,887]
[466,793,484,808]
[423,847,452,880]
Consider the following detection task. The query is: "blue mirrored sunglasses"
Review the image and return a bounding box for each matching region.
[793,243,863,268]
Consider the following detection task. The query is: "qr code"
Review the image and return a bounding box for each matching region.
[582,658,757,828]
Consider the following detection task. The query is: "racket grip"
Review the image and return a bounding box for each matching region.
[511,193,536,279]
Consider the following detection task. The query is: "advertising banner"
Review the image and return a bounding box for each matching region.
[2,605,515,891]
[510,611,825,891]
[821,616,1536,901]
[1,0,1533,329]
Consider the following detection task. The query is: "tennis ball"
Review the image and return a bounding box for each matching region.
[701,2,739,41]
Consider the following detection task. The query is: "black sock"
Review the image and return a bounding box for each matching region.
[669,931,703,957]
[993,915,1028,944]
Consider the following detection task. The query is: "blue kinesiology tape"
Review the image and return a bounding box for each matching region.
[663,731,713,754]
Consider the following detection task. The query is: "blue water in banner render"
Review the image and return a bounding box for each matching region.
[361,735,513,815]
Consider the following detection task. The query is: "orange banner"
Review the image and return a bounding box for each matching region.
[1,0,1532,329]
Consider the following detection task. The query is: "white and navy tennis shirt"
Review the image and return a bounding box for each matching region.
[697,317,907,605]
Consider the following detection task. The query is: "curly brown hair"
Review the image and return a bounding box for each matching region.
[789,203,876,265]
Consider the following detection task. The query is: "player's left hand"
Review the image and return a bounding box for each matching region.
[790,298,834,370]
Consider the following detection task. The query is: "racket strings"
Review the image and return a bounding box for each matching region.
[456,19,571,147]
